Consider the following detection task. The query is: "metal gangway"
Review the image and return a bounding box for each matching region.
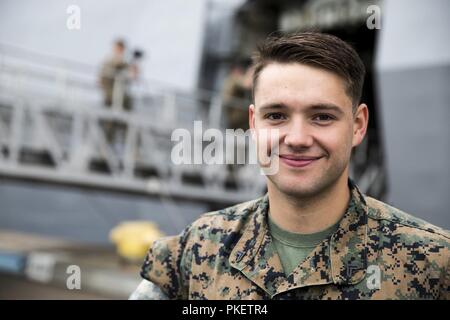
[0,44,266,205]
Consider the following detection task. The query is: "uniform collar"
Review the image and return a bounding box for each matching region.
[229,179,369,298]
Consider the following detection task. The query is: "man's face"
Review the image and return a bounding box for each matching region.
[249,63,368,198]
[114,44,125,58]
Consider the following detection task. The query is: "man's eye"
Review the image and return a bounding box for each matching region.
[265,113,286,121]
[312,114,335,122]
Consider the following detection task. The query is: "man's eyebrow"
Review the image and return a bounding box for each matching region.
[308,103,345,115]
[257,102,345,115]
[258,103,289,112]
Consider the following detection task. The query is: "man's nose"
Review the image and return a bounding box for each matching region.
[283,118,314,149]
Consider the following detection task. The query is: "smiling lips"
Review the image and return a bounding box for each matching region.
[278,155,323,168]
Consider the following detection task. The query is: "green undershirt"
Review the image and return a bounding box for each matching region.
[268,213,340,276]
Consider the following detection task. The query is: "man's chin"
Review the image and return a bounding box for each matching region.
[268,168,347,199]
[268,178,323,198]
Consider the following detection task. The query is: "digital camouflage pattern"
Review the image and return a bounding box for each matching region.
[140,180,450,300]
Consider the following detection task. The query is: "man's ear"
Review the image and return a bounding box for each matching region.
[249,104,256,130]
[352,103,369,147]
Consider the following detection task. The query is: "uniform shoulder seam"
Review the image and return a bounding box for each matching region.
[200,197,262,218]
[185,197,262,230]
[365,196,450,240]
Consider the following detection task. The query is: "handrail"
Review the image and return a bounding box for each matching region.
[0,42,252,109]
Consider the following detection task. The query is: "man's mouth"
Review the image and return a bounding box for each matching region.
[278,154,323,168]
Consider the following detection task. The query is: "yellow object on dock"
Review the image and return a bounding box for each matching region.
[109,221,165,261]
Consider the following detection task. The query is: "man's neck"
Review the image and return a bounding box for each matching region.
[267,174,350,234]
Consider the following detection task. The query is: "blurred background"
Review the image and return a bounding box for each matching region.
[0,0,448,299]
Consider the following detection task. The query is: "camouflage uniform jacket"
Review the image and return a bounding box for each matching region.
[140,180,450,299]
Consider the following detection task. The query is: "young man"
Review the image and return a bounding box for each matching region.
[99,38,134,111]
[131,32,449,300]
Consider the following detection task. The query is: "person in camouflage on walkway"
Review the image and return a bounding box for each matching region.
[130,32,449,300]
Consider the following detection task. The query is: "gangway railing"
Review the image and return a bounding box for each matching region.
[0,43,265,204]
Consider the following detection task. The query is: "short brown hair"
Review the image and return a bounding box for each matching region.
[114,39,126,49]
[252,32,366,108]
